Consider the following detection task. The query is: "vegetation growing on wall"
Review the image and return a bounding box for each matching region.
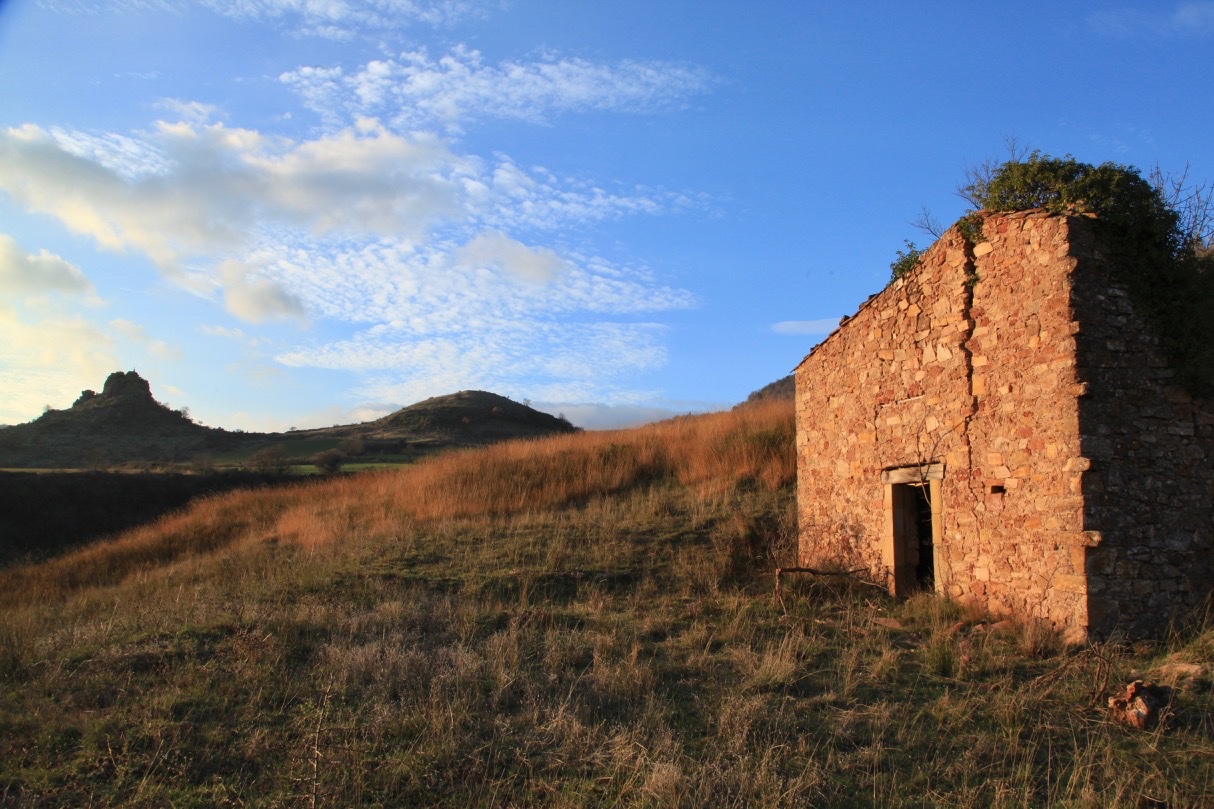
[888,240,924,282]
[896,149,1214,395]
[967,151,1214,396]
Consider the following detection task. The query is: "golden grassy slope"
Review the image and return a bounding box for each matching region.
[1,399,794,605]
[1,399,1212,807]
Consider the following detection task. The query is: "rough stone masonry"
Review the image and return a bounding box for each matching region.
[794,210,1214,641]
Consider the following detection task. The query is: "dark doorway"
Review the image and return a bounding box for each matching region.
[891,481,935,594]
[909,483,934,587]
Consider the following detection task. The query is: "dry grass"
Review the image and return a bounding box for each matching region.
[0,400,795,608]
[1,398,1212,807]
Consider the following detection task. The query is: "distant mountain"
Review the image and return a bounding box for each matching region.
[0,372,579,469]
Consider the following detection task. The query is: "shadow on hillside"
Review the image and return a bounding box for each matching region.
[0,471,293,568]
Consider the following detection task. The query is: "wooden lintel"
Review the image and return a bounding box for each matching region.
[881,463,944,485]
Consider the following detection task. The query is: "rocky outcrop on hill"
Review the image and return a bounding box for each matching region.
[0,371,241,468]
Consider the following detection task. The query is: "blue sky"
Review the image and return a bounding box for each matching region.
[1,1,1211,430]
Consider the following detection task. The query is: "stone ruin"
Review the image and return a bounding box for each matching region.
[794,210,1214,641]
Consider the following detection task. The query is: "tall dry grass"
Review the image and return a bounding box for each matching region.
[3,397,1212,807]
[0,400,794,607]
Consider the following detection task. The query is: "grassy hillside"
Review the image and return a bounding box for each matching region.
[1,400,1211,807]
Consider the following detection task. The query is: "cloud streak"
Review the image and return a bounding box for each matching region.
[1090,2,1214,37]
[282,46,712,132]
[199,0,482,37]
[771,318,839,336]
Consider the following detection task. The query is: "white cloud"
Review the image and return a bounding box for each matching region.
[200,324,246,340]
[281,46,711,132]
[0,121,469,273]
[38,0,178,14]
[0,234,96,297]
[46,126,173,180]
[279,320,669,406]
[455,231,568,283]
[0,118,683,272]
[155,98,220,125]
[1090,2,1214,37]
[771,318,840,336]
[0,32,710,408]
[219,259,308,323]
[200,0,483,37]
[1173,1,1214,32]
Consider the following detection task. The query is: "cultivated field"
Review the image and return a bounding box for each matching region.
[1,400,1211,806]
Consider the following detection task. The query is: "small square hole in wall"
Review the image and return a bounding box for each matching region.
[990,484,1006,495]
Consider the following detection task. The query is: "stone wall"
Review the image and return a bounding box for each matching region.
[795,227,975,579]
[1067,220,1214,637]
[794,211,1210,639]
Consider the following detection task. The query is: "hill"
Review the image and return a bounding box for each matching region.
[1,398,1211,806]
[0,371,243,468]
[299,389,578,448]
[737,374,794,407]
[0,372,578,469]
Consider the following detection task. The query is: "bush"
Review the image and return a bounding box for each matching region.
[337,437,366,456]
[965,151,1183,259]
[889,240,924,282]
[312,449,345,475]
[249,446,292,475]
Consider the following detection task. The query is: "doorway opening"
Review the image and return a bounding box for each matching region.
[882,463,942,596]
[893,483,934,590]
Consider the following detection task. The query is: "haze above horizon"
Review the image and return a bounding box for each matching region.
[1,1,1211,430]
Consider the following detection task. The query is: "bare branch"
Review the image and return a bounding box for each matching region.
[911,205,945,238]
[956,135,1033,210]
[1151,162,1214,253]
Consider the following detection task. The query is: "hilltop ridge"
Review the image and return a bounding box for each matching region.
[0,373,579,469]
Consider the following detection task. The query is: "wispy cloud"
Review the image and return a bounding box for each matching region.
[279,319,670,405]
[455,231,568,283]
[281,46,712,132]
[772,318,839,336]
[198,0,483,37]
[0,21,712,412]
[0,120,473,308]
[0,112,697,404]
[0,118,687,284]
[1090,2,1214,37]
[155,98,221,125]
